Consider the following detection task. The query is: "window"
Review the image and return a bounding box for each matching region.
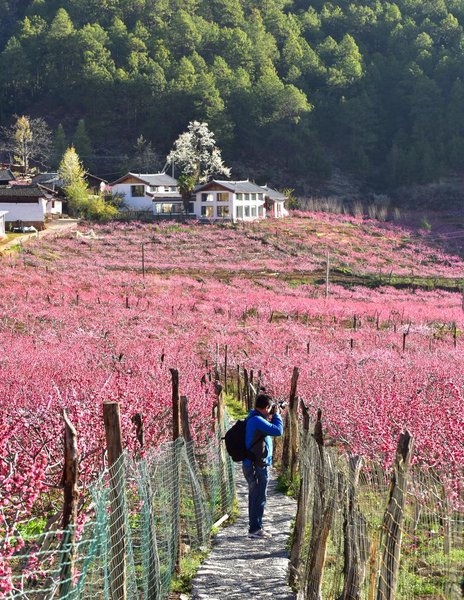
[236,193,243,201]
[188,202,195,214]
[131,185,145,197]
[217,192,229,202]
[258,206,264,217]
[154,202,182,214]
[250,206,257,217]
[170,186,177,192]
[244,193,250,201]
[217,206,229,217]
[244,206,250,217]
[236,206,243,219]
[201,193,214,202]
[201,205,214,217]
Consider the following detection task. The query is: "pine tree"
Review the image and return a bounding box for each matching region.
[51,123,67,169]
[73,119,94,170]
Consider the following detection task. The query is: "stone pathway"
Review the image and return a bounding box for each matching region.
[192,467,297,600]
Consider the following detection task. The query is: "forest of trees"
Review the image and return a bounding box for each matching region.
[1,0,464,191]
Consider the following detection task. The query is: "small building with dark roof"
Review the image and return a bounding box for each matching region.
[0,169,15,185]
[0,184,60,229]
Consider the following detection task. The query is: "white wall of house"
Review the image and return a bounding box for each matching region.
[46,198,63,216]
[112,181,181,211]
[269,201,288,218]
[0,212,7,237]
[193,190,266,221]
[1,200,47,225]
[111,182,154,211]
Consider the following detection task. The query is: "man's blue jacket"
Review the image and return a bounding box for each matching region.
[243,409,284,468]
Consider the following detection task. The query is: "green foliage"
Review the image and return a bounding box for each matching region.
[223,393,248,420]
[73,119,93,170]
[51,123,67,168]
[2,0,464,188]
[276,470,301,498]
[170,547,209,593]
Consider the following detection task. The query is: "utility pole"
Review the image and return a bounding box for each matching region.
[325,251,330,299]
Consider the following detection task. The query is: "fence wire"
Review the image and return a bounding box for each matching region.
[292,427,464,600]
[2,429,235,600]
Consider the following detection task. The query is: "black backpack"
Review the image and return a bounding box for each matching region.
[223,419,263,462]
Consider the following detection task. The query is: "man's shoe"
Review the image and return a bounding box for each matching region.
[248,529,272,539]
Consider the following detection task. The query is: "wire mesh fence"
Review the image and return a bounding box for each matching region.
[290,418,464,600]
[2,430,235,599]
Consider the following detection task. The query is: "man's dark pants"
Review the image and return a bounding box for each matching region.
[242,463,269,533]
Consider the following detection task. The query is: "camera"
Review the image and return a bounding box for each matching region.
[270,399,288,413]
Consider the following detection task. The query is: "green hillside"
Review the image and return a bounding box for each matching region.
[1,0,464,191]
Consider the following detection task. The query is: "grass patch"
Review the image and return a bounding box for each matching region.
[223,393,248,420]
[276,470,301,499]
[170,547,209,594]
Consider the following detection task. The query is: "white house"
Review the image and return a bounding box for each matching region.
[193,180,289,221]
[0,185,58,229]
[0,211,7,238]
[110,173,183,214]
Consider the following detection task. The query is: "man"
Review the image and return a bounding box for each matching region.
[243,393,283,538]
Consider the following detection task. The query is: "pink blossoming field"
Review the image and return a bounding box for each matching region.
[0,215,463,573]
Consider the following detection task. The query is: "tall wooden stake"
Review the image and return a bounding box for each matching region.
[141,243,145,278]
[281,366,299,477]
[304,409,336,600]
[181,395,208,545]
[59,410,78,599]
[170,369,182,571]
[325,251,330,299]
[289,400,310,587]
[224,344,228,394]
[103,402,127,600]
[376,431,414,600]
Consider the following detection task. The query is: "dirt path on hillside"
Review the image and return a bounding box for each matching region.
[0,219,78,253]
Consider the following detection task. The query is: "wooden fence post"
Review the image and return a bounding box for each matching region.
[103,402,127,600]
[224,344,228,394]
[325,251,330,299]
[303,409,336,600]
[170,368,182,571]
[243,368,251,410]
[376,431,414,600]
[281,366,299,478]
[141,243,145,278]
[215,381,229,514]
[181,395,208,546]
[131,413,144,450]
[339,456,369,600]
[289,400,310,587]
[237,365,241,406]
[59,410,78,599]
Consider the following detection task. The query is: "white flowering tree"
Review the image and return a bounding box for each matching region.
[167,121,230,212]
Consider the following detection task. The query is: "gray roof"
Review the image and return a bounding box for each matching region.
[0,169,15,182]
[111,172,178,186]
[197,180,266,194]
[0,185,48,200]
[32,173,64,188]
[262,185,287,201]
